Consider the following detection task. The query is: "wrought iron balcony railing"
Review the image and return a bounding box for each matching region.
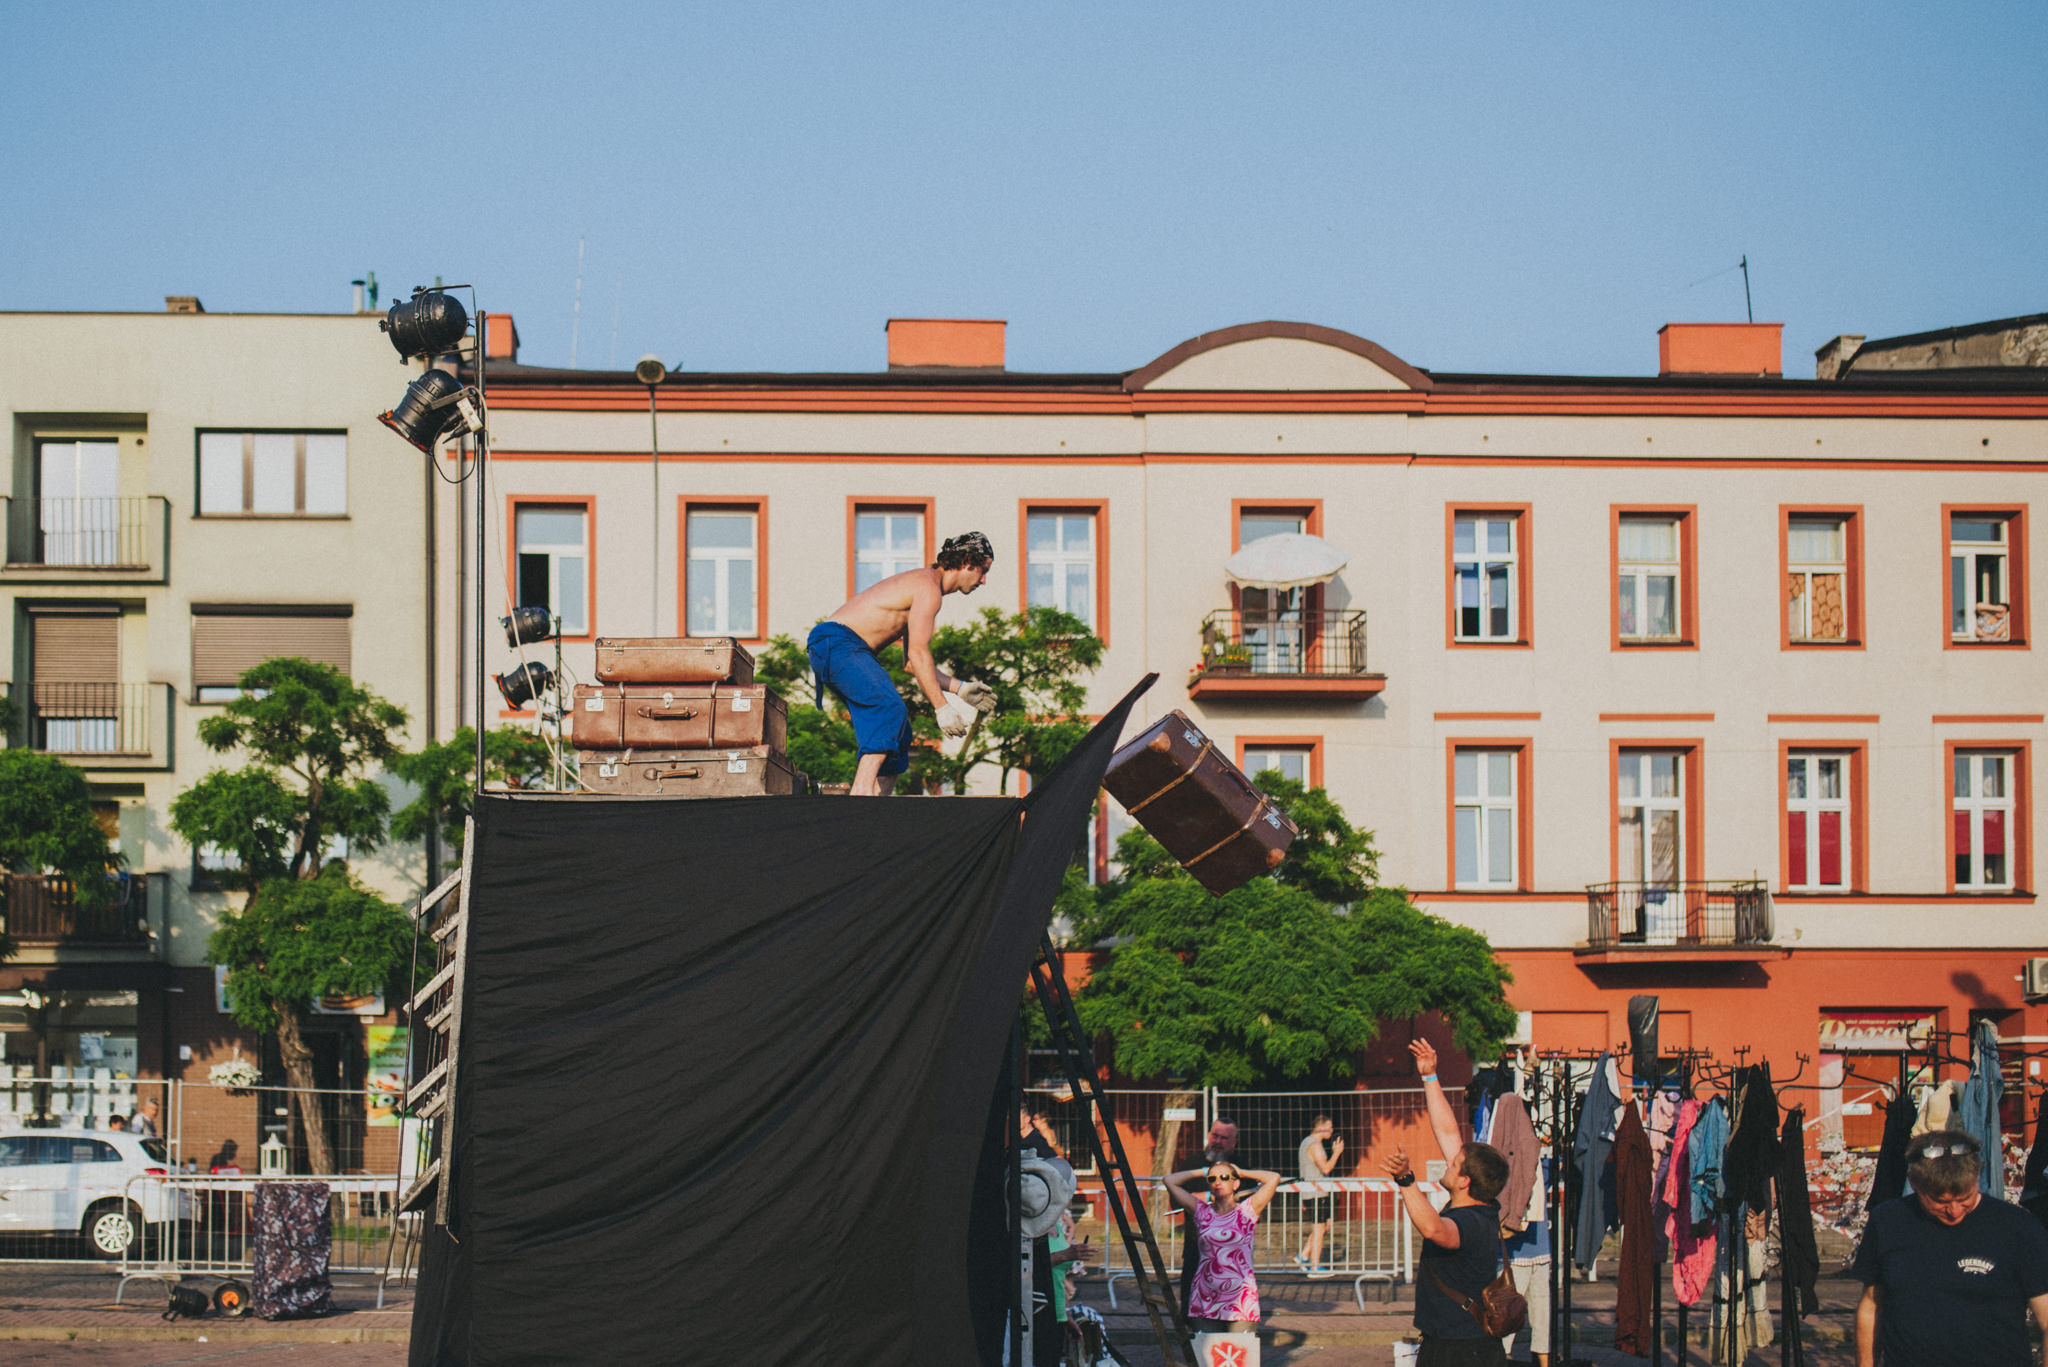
[1197,608,1370,677]
[0,873,154,946]
[1585,880,1773,949]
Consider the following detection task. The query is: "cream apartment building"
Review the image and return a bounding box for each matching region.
[0,300,453,1111]
[467,314,2048,1125]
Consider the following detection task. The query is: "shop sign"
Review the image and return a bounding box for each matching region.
[1819,1011,1934,1052]
[365,1026,409,1127]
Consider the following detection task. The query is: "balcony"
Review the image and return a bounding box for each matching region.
[1188,608,1386,701]
[1,874,155,949]
[1579,880,1783,963]
[0,496,169,583]
[2,682,175,771]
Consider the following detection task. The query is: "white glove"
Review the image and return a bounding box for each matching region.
[955,680,998,715]
[936,696,976,738]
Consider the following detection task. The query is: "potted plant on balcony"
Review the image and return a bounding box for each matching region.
[1189,641,1254,687]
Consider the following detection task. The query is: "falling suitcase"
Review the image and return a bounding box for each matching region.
[575,747,803,797]
[1103,710,1299,896]
[591,636,755,685]
[569,683,788,752]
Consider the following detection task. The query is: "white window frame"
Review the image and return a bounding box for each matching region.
[1025,511,1096,628]
[1788,517,1849,643]
[514,504,589,638]
[1243,746,1312,787]
[1618,517,1682,641]
[854,510,924,593]
[1452,514,1518,641]
[196,431,348,517]
[1453,748,1517,889]
[1950,515,2011,642]
[1786,752,1851,891]
[1618,750,1685,886]
[1954,751,2016,890]
[685,508,759,638]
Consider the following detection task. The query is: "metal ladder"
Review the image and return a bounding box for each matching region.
[397,818,475,1223]
[1028,932,1197,1367]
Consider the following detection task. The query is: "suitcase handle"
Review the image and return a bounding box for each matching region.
[634,705,702,721]
[643,766,703,780]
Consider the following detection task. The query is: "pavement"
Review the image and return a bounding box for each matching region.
[0,1263,1875,1365]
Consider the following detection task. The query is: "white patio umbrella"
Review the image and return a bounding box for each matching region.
[1222,531,1348,589]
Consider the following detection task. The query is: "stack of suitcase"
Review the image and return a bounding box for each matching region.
[571,637,810,797]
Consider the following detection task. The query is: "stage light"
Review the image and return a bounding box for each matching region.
[379,370,464,453]
[382,289,471,360]
[494,661,555,711]
[501,607,558,647]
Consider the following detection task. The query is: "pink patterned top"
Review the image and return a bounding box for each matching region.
[1189,1200,1261,1322]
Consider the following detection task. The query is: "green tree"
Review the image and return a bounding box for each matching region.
[0,749,124,955]
[1067,772,1516,1098]
[753,606,1103,792]
[389,725,557,862]
[168,657,413,1173]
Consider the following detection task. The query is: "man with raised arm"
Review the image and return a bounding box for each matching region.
[1380,1037,1513,1366]
[806,531,997,795]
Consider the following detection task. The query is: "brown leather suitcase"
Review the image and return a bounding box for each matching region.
[569,683,787,752]
[1103,710,1299,896]
[591,637,755,685]
[574,747,803,797]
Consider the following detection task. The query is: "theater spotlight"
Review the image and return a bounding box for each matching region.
[380,370,463,452]
[494,661,555,712]
[501,606,558,647]
[382,289,471,360]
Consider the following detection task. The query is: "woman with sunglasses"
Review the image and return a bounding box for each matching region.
[1164,1160,1284,1333]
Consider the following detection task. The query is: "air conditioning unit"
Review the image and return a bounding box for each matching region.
[2024,957,2048,1000]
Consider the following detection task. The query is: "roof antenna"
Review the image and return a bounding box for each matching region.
[1740,255,1753,324]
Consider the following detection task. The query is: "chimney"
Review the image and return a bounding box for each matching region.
[886,318,1005,371]
[1814,334,1865,382]
[1657,322,1782,376]
[164,296,205,314]
[351,280,367,314]
[484,314,520,363]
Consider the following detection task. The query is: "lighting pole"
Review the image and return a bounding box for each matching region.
[636,355,667,634]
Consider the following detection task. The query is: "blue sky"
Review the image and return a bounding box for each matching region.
[3,3,2042,378]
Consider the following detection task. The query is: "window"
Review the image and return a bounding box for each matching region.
[1242,745,1313,786]
[191,608,351,702]
[1787,516,1850,643]
[514,503,589,637]
[1451,513,1521,642]
[1953,751,2018,890]
[1616,515,1686,642]
[1949,511,2023,644]
[1025,509,1098,630]
[30,610,120,753]
[685,506,760,638]
[854,507,926,593]
[197,432,346,516]
[1786,752,1851,890]
[1453,749,1518,888]
[1235,505,1318,673]
[1618,750,1685,884]
[35,440,120,565]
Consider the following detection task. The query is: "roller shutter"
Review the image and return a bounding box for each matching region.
[192,611,351,688]
[31,612,118,717]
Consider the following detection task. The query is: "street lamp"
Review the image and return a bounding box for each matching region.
[636,355,667,635]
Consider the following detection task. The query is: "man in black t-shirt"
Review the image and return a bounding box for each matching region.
[1851,1129,2048,1367]
[1385,1038,1511,1367]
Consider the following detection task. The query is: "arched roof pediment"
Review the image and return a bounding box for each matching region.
[1125,321,1431,392]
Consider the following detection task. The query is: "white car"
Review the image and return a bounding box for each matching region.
[0,1128,195,1257]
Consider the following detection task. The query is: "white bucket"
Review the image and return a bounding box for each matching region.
[1392,1341,1422,1367]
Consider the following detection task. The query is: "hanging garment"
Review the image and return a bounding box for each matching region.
[1709,1214,1773,1365]
[1489,1093,1542,1233]
[1867,1088,1915,1211]
[1647,1091,1677,1160]
[1912,1079,1955,1136]
[1572,1053,1621,1270]
[1775,1106,1819,1316]
[1601,1057,1624,1138]
[1957,1019,2005,1197]
[1687,1097,1729,1226]
[2020,1092,2048,1230]
[1662,1099,1716,1306]
[1722,1064,1781,1218]
[1613,1101,1656,1356]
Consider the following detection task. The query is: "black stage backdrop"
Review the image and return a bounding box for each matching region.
[410,680,1148,1366]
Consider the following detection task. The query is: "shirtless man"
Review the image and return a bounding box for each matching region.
[806,531,996,795]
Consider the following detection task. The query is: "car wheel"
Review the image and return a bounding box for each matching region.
[82,1201,141,1258]
[213,1279,249,1317]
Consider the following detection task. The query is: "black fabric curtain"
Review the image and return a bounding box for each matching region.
[410,681,1147,1366]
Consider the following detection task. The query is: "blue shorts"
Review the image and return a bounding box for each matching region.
[806,621,911,776]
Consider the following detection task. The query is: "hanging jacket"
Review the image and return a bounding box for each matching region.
[1722,1064,1781,1218]
[1912,1079,1954,1136]
[2020,1092,2048,1229]
[1868,1088,1915,1211]
[1489,1092,1542,1234]
[1775,1106,1819,1316]
[1572,1053,1621,1269]
[1613,1101,1657,1355]
[1662,1099,1717,1306]
[1688,1097,1729,1226]
[1957,1019,2005,1197]
[1648,1091,1677,1160]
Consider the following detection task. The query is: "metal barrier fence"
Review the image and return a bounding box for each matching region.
[1022,1086,1210,1177]
[114,1173,411,1308]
